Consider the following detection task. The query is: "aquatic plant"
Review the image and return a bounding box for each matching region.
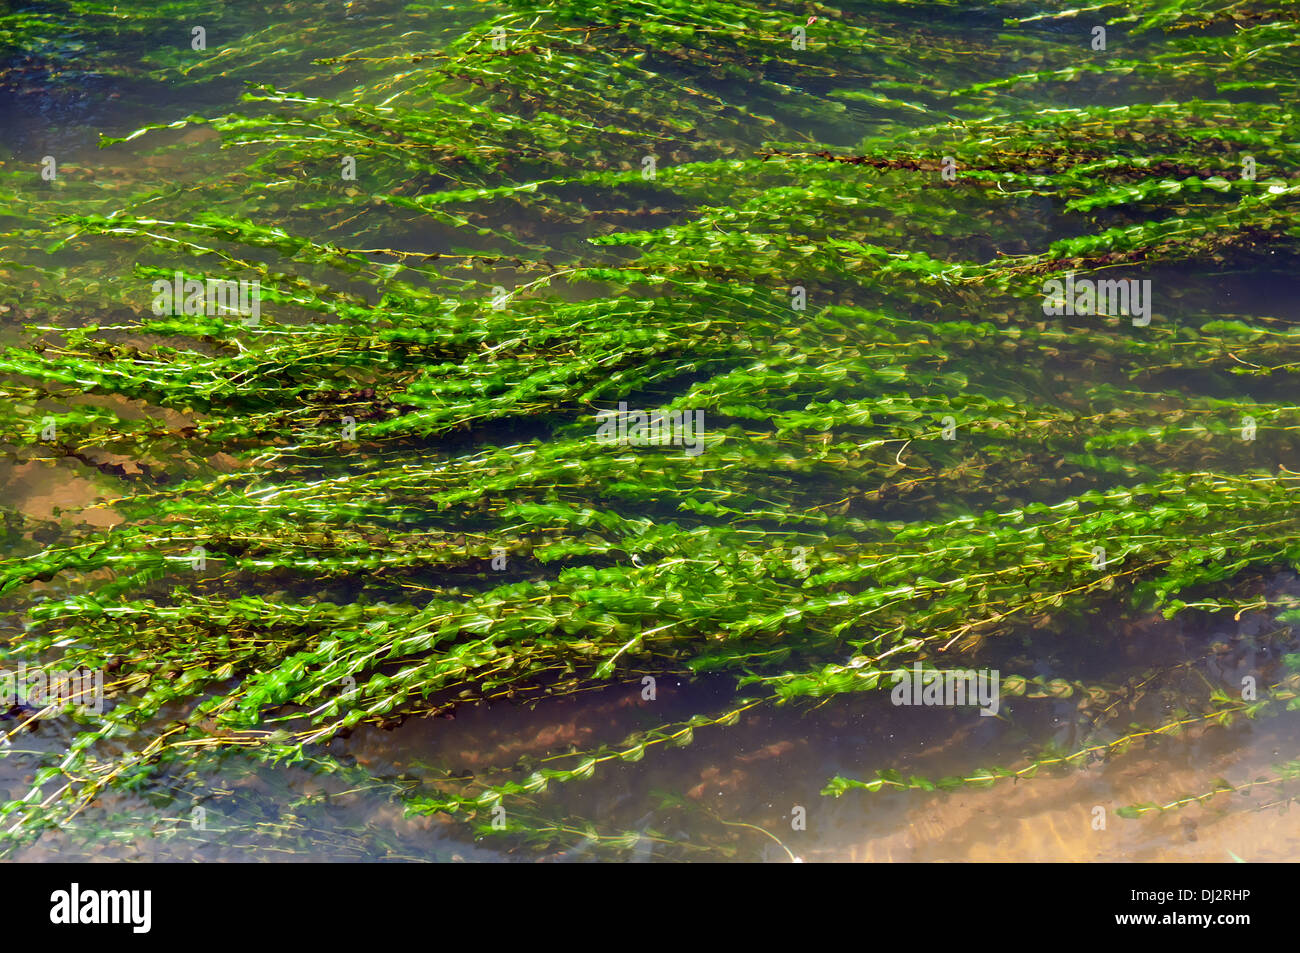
[0,0,1297,859]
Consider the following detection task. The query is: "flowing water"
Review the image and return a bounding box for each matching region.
[1,0,1298,861]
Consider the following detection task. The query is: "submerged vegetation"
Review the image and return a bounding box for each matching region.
[0,0,1298,859]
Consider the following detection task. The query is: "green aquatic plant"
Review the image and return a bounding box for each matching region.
[0,0,1298,859]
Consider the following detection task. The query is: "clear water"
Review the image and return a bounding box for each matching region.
[2,0,1298,861]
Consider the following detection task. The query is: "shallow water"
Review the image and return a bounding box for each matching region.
[2,0,1298,861]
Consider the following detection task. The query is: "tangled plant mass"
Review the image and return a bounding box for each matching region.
[0,0,1298,859]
